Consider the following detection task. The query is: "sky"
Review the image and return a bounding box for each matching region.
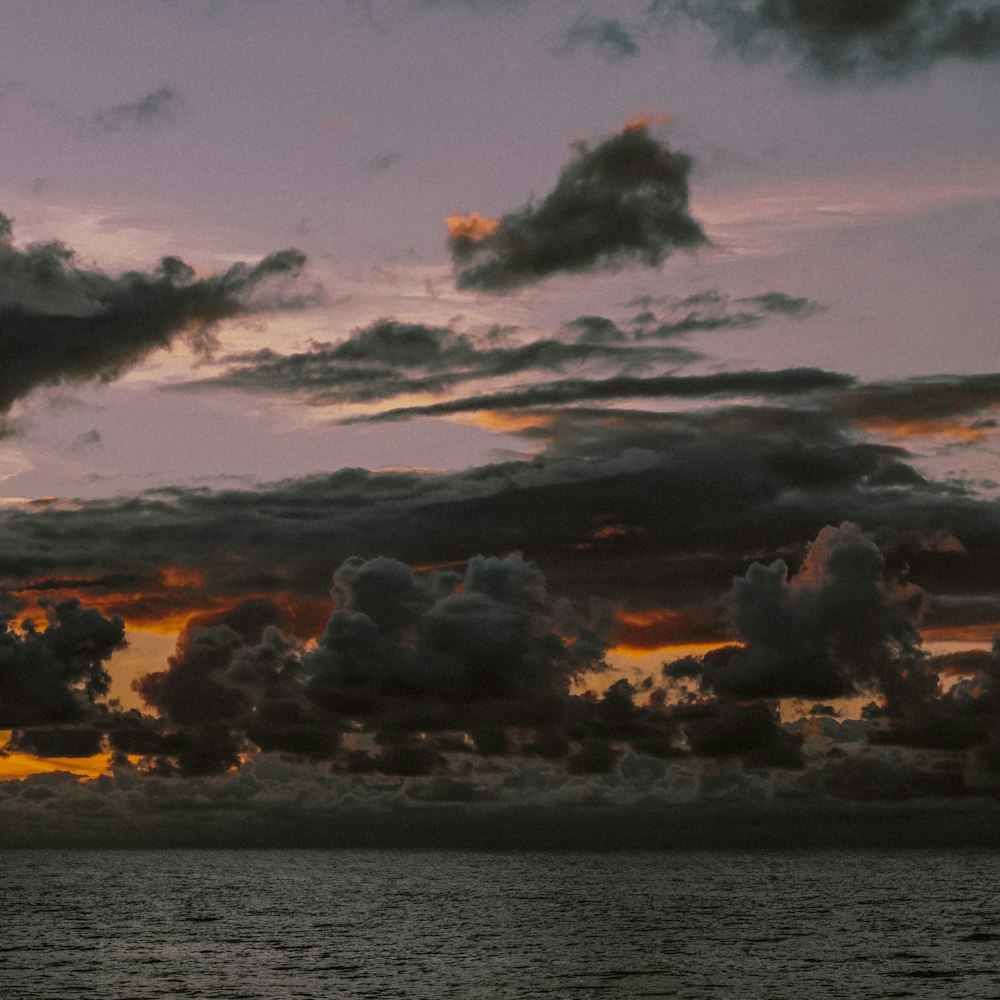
[3,0,1000,847]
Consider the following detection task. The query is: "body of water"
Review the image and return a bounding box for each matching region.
[3,849,1000,998]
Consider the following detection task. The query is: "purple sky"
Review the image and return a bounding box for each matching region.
[3,0,1000,844]
[0,0,997,497]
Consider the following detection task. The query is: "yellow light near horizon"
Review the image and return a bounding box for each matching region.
[0,750,115,781]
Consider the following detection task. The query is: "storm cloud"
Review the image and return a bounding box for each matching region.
[448,122,706,292]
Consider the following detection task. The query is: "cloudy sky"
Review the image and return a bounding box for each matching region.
[3,0,1000,846]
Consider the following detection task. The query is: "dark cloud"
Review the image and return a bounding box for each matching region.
[6,726,104,758]
[553,14,641,61]
[3,398,994,630]
[660,0,1000,78]
[667,522,927,699]
[176,316,699,405]
[0,213,312,414]
[177,290,824,410]
[684,700,804,768]
[92,86,180,133]
[5,553,826,779]
[862,638,1000,768]
[347,367,854,422]
[4,393,1000,788]
[448,123,706,292]
[117,555,617,775]
[0,598,124,727]
[834,373,1000,428]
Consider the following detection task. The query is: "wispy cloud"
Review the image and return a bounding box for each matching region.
[92,86,180,133]
[552,13,640,62]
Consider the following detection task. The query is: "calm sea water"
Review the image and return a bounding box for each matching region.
[3,849,1000,998]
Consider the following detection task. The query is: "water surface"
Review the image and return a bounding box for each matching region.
[3,849,999,998]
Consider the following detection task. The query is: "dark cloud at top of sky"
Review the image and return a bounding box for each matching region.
[92,86,180,133]
[0,213,312,414]
[658,0,1000,78]
[448,123,706,292]
[552,14,641,61]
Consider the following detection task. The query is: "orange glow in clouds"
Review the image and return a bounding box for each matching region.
[10,573,334,640]
[856,417,994,442]
[159,567,205,589]
[612,607,728,655]
[622,108,674,133]
[0,732,123,781]
[445,211,500,242]
[456,410,559,434]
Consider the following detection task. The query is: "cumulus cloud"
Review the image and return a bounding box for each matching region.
[448,122,706,292]
[0,597,124,727]
[0,213,312,413]
[659,0,1000,78]
[128,554,619,776]
[668,523,927,699]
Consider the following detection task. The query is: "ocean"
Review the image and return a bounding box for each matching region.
[3,849,999,998]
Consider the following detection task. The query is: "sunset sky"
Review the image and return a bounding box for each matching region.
[3,0,1000,847]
